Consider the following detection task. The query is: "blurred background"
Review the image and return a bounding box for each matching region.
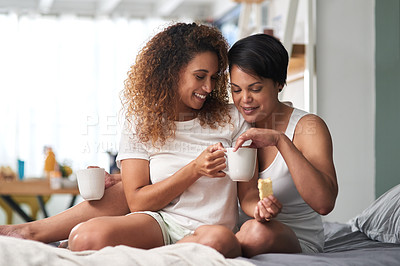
[0,0,310,178]
[0,0,399,227]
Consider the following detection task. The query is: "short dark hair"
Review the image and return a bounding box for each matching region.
[228,34,289,86]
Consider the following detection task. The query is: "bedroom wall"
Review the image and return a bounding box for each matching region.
[212,0,378,222]
[316,0,376,222]
[375,0,400,198]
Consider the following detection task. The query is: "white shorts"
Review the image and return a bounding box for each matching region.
[128,211,193,245]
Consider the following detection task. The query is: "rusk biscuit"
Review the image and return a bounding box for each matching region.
[258,177,273,200]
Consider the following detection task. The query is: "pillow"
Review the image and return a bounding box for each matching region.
[350,184,400,243]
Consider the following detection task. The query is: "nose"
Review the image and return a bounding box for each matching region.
[202,78,213,93]
[242,90,252,103]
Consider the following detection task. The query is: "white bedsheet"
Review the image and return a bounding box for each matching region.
[0,236,253,266]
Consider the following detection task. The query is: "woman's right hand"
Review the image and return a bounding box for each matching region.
[192,143,227,178]
[233,128,282,151]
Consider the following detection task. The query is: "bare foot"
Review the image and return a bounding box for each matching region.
[58,240,68,248]
[0,224,29,239]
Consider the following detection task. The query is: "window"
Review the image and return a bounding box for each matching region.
[0,13,166,176]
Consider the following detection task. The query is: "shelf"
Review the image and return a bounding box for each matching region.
[287,44,305,83]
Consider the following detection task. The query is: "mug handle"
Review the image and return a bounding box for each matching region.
[224,152,230,176]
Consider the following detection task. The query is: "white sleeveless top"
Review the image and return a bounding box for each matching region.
[259,108,324,252]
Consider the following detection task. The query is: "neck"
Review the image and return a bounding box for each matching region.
[174,111,199,121]
[255,102,290,129]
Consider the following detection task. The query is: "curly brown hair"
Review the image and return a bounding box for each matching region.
[121,22,231,147]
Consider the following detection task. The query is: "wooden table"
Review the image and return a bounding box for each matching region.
[0,178,79,222]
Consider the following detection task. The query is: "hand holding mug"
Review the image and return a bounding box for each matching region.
[76,168,105,201]
[193,143,226,178]
[87,166,121,189]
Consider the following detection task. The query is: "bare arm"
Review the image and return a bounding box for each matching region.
[234,115,338,215]
[121,143,227,212]
[237,165,259,216]
[238,164,282,222]
[283,115,337,214]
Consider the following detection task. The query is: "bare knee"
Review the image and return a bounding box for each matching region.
[68,218,112,251]
[237,219,301,257]
[181,225,241,258]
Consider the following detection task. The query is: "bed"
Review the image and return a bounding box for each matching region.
[241,222,400,266]
[1,184,399,266]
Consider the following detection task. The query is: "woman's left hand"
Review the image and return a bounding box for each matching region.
[254,195,282,222]
[105,173,122,189]
[87,166,122,189]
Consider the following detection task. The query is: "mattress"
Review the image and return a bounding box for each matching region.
[239,222,400,266]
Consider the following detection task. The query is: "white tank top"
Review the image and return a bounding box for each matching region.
[259,108,324,252]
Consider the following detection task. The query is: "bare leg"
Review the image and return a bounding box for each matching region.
[236,219,301,257]
[0,182,129,243]
[68,213,164,251]
[178,225,242,258]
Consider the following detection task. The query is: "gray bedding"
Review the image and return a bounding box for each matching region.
[239,222,400,266]
[2,184,399,265]
[1,222,399,265]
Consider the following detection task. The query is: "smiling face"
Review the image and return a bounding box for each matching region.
[176,51,219,120]
[230,65,283,125]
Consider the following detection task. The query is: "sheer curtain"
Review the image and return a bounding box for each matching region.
[0,13,166,177]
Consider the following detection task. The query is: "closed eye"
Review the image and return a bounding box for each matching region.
[231,84,241,93]
[250,86,263,92]
[232,89,241,93]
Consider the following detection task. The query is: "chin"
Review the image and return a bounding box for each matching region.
[241,114,256,124]
[194,103,205,110]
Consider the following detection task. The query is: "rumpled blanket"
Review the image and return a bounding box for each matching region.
[0,236,254,266]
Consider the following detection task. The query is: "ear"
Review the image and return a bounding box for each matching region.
[277,83,284,92]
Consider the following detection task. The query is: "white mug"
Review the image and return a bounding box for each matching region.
[224,147,257,182]
[76,168,105,200]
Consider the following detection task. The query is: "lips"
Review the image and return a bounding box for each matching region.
[241,106,258,115]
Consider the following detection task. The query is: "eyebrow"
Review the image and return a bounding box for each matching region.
[230,81,262,88]
[194,69,219,76]
[193,69,209,73]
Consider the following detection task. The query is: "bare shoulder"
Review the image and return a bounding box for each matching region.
[293,114,333,153]
[295,114,331,137]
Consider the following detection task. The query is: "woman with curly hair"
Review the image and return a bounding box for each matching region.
[122,22,232,146]
[0,22,252,258]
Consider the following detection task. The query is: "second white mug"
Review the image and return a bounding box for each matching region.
[76,168,105,201]
[224,147,257,182]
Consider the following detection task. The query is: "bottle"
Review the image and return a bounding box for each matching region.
[44,147,57,179]
[17,159,25,180]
